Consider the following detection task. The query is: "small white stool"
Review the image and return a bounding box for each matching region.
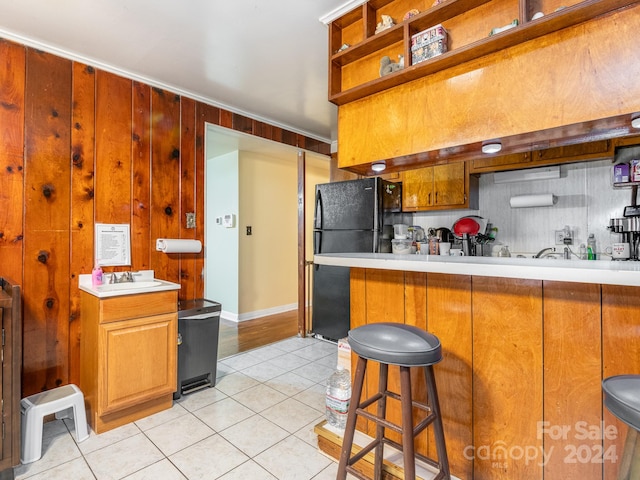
[20,384,89,464]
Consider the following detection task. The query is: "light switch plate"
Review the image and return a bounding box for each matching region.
[186,213,196,229]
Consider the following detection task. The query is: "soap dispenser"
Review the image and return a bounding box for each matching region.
[92,264,103,286]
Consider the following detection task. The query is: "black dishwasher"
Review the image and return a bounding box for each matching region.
[174,298,222,399]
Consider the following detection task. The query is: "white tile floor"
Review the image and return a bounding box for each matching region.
[15,336,348,480]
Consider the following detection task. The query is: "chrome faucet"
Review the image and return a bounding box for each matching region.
[118,272,134,283]
[534,247,555,258]
[109,272,134,284]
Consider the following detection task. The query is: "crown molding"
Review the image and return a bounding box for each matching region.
[319,0,366,25]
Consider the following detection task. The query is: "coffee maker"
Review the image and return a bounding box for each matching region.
[608,208,640,260]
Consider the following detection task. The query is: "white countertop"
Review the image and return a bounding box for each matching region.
[79,270,181,298]
[314,253,640,287]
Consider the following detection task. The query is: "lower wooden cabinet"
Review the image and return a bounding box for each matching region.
[402,162,478,211]
[344,268,637,480]
[80,290,178,433]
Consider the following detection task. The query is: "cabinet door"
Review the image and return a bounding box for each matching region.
[402,167,434,210]
[98,312,177,415]
[433,162,465,206]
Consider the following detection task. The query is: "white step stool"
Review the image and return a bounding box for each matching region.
[20,384,89,464]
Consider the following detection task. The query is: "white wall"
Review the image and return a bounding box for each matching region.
[413,159,629,258]
[205,152,240,316]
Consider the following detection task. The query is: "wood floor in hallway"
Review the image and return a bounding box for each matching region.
[217,308,302,359]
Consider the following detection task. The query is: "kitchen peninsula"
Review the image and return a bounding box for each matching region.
[314,253,640,480]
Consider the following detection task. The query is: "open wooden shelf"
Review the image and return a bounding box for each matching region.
[329,0,637,105]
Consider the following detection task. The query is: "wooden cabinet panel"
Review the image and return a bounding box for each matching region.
[534,139,611,163]
[402,162,476,211]
[433,162,465,206]
[426,273,473,479]
[602,285,640,480]
[98,291,177,323]
[469,141,612,174]
[472,277,543,480]
[470,152,531,173]
[402,167,434,209]
[99,312,177,415]
[543,281,602,480]
[363,269,406,441]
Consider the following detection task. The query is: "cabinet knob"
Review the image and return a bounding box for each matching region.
[177,333,183,345]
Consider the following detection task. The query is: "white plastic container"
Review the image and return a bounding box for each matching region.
[393,224,409,239]
[392,239,412,254]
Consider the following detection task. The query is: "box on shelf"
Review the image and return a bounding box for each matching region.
[631,160,640,182]
[613,163,630,183]
[411,24,448,65]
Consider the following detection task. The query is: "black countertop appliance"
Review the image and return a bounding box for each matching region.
[174,298,221,399]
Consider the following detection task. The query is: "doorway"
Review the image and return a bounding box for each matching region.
[204,124,330,356]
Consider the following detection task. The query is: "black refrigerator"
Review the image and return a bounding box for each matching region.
[311,177,408,341]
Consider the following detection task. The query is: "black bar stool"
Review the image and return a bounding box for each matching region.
[337,322,450,480]
[602,375,640,478]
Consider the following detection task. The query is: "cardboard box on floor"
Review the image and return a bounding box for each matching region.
[338,337,351,372]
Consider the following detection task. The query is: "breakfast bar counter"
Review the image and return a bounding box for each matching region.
[314,253,640,480]
[314,253,640,287]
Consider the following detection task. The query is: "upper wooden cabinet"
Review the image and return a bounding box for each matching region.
[469,140,612,174]
[329,0,636,105]
[402,162,478,211]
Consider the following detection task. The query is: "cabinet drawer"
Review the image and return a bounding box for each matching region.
[99,291,177,323]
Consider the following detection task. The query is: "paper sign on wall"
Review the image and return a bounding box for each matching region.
[95,224,131,266]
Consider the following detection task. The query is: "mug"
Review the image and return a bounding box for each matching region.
[607,242,631,259]
[439,242,451,256]
[450,249,465,256]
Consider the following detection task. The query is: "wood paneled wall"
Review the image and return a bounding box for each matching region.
[0,38,330,396]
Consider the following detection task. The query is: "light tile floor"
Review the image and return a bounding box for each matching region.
[15,336,350,480]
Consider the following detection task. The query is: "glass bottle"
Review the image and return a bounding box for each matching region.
[498,245,511,258]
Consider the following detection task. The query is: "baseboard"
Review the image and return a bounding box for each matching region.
[221,303,297,323]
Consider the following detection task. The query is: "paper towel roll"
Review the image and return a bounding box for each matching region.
[509,194,558,208]
[156,238,202,253]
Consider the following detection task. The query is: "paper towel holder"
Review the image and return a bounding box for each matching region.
[509,193,558,208]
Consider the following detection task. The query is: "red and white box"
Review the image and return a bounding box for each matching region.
[411,24,448,65]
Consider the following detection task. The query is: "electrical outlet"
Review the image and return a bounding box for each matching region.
[246,226,252,236]
[555,229,573,245]
[554,230,564,245]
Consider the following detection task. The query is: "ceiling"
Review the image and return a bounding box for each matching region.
[0,0,355,145]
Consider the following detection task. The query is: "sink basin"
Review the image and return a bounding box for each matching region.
[96,281,162,292]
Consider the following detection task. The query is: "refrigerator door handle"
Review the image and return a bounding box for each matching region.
[314,230,322,270]
[314,190,322,230]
